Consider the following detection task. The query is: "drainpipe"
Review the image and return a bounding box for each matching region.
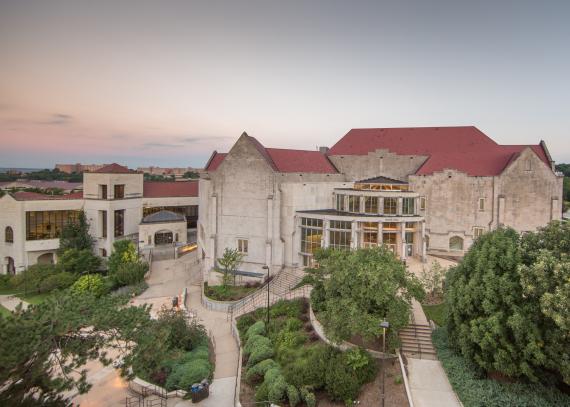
[488,177,495,231]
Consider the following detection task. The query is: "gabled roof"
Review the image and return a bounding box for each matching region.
[356,176,407,184]
[143,181,198,198]
[141,210,186,224]
[11,191,83,201]
[329,127,551,176]
[204,133,338,174]
[92,163,135,174]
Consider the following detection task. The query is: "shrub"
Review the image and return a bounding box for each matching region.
[0,274,13,291]
[274,330,306,356]
[112,261,148,286]
[165,358,211,391]
[269,299,303,318]
[433,328,570,407]
[345,347,377,382]
[287,384,301,407]
[108,240,138,275]
[300,387,316,407]
[71,274,107,297]
[255,380,269,402]
[154,307,208,351]
[12,264,58,294]
[39,272,77,292]
[58,248,101,275]
[245,359,279,384]
[247,341,274,367]
[245,320,266,341]
[236,313,256,338]
[324,353,362,403]
[282,344,329,389]
[244,334,271,356]
[267,372,288,403]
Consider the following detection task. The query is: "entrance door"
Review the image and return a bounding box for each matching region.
[154,231,173,245]
[6,257,15,275]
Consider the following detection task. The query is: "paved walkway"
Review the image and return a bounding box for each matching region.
[405,256,461,407]
[0,294,29,311]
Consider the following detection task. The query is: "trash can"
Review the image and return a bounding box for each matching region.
[190,380,209,403]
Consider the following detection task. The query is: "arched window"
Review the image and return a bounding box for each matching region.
[5,227,13,243]
[449,236,464,251]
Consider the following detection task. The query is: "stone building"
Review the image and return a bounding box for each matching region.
[0,164,199,274]
[198,127,563,281]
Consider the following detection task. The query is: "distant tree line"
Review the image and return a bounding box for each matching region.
[0,168,82,182]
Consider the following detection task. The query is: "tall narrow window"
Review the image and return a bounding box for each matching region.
[364,197,378,214]
[114,210,125,237]
[99,184,107,199]
[478,198,485,212]
[237,239,248,254]
[473,227,485,238]
[402,198,415,215]
[5,226,13,243]
[336,194,346,212]
[348,195,360,213]
[329,220,352,250]
[384,198,397,215]
[420,197,426,211]
[100,210,107,238]
[114,184,125,199]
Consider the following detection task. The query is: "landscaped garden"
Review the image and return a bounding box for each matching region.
[237,298,383,406]
[129,307,214,393]
[438,221,570,406]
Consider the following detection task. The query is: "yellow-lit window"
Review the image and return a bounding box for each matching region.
[237,239,248,254]
[478,198,485,212]
[420,197,426,211]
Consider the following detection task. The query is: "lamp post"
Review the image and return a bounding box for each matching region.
[380,320,390,407]
[262,265,270,332]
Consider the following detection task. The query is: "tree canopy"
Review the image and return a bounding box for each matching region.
[446,222,570,386]
[0,291,151,406]
[308,247,424,346]
[58,211,94,255]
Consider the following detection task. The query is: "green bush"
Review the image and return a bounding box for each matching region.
[71,274,107,297]
[282,344,329,389]
[254,380,269,402]
[267,372,288,403]
[245,320,266,341]
[300,387,316,407]
[433,328,570,407]
[286,384,301,407]
[245,359,279,384]
[274,329,306,355]
[112,261,148,287]
[12,264,58,294]
[39,272,77,292]
[58,248,101,275]
[0,274,13,291]
[244,334,271,356]
[324,351,362,403]
[269,299,303,318]
[247,341,274,367]
[236,313,256,338]
[165,358,211,391]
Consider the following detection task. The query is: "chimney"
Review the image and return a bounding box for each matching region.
[319,146,329,154]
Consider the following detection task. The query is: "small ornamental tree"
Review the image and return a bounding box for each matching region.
[58,210,94,255]
[217,248,245,286]
[58,248,101,275]
[308,247,424,346]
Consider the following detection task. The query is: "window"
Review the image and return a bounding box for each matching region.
[237,239,248,254]
[100,210,107,238]
[114,184,125,199]
[364,197,378,214]
[26,211,80,240]
[99,184,107,199]
[5,226,13,243]
[143,205,199,228]
[449,236,464,251]
[361,222,378,248]
[99,248,107,257]
[329,220,351,250]
[114,210,125,237]
[336,194,346,212]
[420,197,426,211]
[478,198,485,212]
[300,218,323,257]
[473,227,485,239]
[384,198,397,215]
[383,232,397,252]
[525,160,532,171]
[402,198,415,215]
[348,195,360,213]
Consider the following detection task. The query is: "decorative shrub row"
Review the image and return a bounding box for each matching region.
[432,328,570,407]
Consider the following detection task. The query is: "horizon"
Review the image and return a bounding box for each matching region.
[1,1,569,167]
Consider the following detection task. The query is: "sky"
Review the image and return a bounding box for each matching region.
[0,0,569,169]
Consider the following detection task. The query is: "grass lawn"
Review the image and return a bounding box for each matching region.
[17,292,53,305]
[204,284,259,301]
[0,304,12,317]
[422,302,447,326]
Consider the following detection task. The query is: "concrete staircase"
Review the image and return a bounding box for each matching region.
[399,323,437,360]
[227,268,310,320]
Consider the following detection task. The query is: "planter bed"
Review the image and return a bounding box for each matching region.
[203,282,259,301]
[237,298,406,406]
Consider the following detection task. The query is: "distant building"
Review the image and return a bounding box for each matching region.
[198,128,563,282]
[0,164,199,274]
[137,166,202,179]
[55,163,110,173]
[0,180,83,193]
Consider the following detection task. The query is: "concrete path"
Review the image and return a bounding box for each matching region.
[408,358,461,407]
[0,294,28,311]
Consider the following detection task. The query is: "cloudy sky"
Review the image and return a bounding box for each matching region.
[0,0,569,169]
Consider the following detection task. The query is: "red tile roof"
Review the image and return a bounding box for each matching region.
[329,127,550,176]
[143,181,199,198]
[205,152,227,171]
[92,163,135,174]
[11,191,83,201]
[205,134,338,174]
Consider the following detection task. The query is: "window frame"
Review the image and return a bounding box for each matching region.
[237,238,248,254]
[478,198,485,212]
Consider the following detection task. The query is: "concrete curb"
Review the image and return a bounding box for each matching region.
[398,350,415,407]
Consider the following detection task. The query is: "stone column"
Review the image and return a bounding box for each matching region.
[351,220,358,249]
[379,197,384,215]
[378,222,383,246]
[400,222,407,260]
[323,219,330,249]
[421,221,427,262]
[359,196,365,214]
[397,197,403,216]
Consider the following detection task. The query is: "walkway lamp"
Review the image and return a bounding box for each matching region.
[262,265,270,332]
[380,319,390,407]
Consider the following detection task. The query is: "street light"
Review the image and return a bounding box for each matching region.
[262,265,270,332]
[380,320,390,407]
